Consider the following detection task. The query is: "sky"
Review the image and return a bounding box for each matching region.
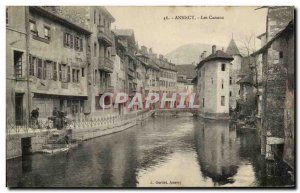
[106,6,267,55]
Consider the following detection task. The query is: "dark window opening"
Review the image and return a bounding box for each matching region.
[67,66,71,82]
[59,64,62,81]
[6,7,8,25]
[53,62,57,81]
[81,68,85,77]
[229,77,232,85]
[202,98,205,107]
[221,63,226,71]
[221,96,225,106]
[230,91,232,97]
[279,51,283,59]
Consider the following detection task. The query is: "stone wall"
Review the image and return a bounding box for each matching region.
[262,37,288,138]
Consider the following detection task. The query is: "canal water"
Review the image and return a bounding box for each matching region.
[7,116,294,187]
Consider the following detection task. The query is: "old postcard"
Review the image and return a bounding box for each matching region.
[6,6,295,188]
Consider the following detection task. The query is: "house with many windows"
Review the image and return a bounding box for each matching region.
[196,45,233,119]
[6,6,92,124]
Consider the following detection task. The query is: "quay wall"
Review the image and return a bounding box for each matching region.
[6,110,154,160]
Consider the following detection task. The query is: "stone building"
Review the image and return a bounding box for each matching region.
[175,64,196,94]
[135,46,148,94]
[113,29,138,100]
[156,55,177,108]
[40,6,116,117]
[251,6,294,166]
[111,34,127,114]
[145,49,160,96]
[196,45,233,118]
[6,6,92,123]
[225,38,243,110]
[6,6,28,125]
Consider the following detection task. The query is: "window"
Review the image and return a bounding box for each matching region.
[6,7,8,25]
[222,79,224,89]
[43,61,47,80]
[221,63,226,71]
[72,69,76,82]
[14,50,23,78]
[279,51,283,59]
[94,69,97,84]
[59,64,62,81]
[75,37,81,51]
[229,91,232,97]
[94,42,97,57]
[30,20,37,34]
[99,14,101,25]
[81,68,85,77]
[221,96,225,106]
[37,58,43,79]
[63,33,73,48]
[29,55,35,76]
[229,77,232,85]
[53,62,57,81]
[67,66,71,82]
[80,39,83,52]
[202,98,205,107]
[211,77,213,84]
[44,26,50,39]
[72,69,80,83]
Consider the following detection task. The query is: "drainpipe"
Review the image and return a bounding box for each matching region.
[25,6,31,126]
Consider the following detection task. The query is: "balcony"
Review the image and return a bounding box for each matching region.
[99,85,114,94]
[128,70,136,78]
[97,25,113,47]
[125,49,136,60]
[99,57,114,73]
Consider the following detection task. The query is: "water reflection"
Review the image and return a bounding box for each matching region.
[194,119,238,186]
[6,116,294,187]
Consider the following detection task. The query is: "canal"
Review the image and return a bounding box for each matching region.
[6,116,294,187]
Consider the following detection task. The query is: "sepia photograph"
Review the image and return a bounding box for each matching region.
[5,5,295,188]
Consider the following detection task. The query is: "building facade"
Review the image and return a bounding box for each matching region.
[225,38,242,110]
[196,45,233,118]
[251,7,294,166]
[6,6,92,124]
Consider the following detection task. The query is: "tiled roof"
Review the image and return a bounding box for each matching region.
[197,50,233,68]
[226,39,240,56]
[175,64,197,79]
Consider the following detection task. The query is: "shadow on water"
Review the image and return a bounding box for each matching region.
[7,116,294,187]
[193,117,294,187]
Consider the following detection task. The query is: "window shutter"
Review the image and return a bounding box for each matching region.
[80,39,83,52]
[70,35,74,48]
[63,32,67,47]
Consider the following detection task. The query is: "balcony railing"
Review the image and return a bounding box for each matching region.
[99,85,114,94]
[99,57,113,73]
[97,25,113,47]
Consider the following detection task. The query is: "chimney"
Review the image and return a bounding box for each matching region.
[159,54,164,59]
[149,48,153,55]
[212,45,216,54]
[141,46,148,54]
[199,53,203,62]
[203,50,207,58]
